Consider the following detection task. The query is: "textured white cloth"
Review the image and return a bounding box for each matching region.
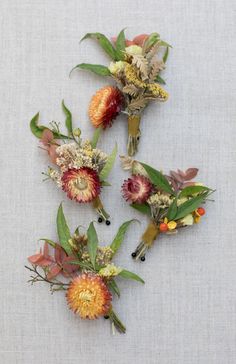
[1,0,236,363]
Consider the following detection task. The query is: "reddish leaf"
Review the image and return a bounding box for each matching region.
[184,168,199,181]
[48,145,58,164]
[43,243,50,258]
[133,34,149,46]
[28,253,44,265]
[47,265,62,279]
[181,182,196,189]
[170,171,184,183]
[40,129,54,146]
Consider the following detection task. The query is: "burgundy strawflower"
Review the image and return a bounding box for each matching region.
[122,175,152,203]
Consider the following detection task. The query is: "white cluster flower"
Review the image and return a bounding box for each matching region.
[56,142,107,173]
[99,263,122,278]
[108,61,126,74]
[147,193,172,209]
[125,45,142,56]
[180,214,194,226]
[47,168,62,187]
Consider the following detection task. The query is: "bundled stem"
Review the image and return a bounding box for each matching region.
[92,196,110,223]
[132,221,159,261]
[127,114,141,156]
[107,307,126,334]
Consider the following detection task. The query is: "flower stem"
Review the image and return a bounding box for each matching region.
[127,114,141,156]
[92,196,110,222]
[108,307,126,334]
[132,221,159,261]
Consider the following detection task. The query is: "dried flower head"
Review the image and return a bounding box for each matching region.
[88,86,123,129]
[122,175,152,203]
[66,273,112,319]
[62,167,101,203]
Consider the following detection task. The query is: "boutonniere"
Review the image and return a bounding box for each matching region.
[120,157,215,261]
[30,101,117,225]
[25,204,143,334]
[72,30,171,156]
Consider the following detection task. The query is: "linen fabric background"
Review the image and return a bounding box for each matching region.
[1,0,236,363]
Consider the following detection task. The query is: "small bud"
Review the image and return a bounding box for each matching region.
[73,128,81,137]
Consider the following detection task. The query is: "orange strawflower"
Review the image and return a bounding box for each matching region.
[66,273,112,319]
[88,86,123,128]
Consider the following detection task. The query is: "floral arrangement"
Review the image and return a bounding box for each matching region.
[30,102,117,224]
[121,157,214,261]
[72,29,171,156]
[25,204,144,334]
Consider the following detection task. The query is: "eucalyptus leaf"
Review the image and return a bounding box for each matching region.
[108,279,120,297]
[99,143,117,181]
[62,100,73,136]
[87,222,98,268]
[166,198,177,220]
[131,203,151,216]
[141,163,175,195]
[115,28,126,60]
[30,112,70,140]
[91,126,102,148]
[110,220,135,254]
[163,46,169,63]
[56,204,72,255]
[118,269,145,284]
[81,33,118,60]
[71,63,111,77]
[175,192,209,220]
[179,185,210,198]
[155,74,166,84]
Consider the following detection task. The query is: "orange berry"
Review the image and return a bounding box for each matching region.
[197,207,205,216]
[159,223,168,232]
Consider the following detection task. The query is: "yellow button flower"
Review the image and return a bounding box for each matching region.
[167,221,177,230]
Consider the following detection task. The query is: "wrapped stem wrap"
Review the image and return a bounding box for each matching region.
[92,196,110,221]
[141,220,159,247]
[127,114,141,156]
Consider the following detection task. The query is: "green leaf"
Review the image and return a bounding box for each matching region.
[56,204,72,255]
[30,113,71,140]
[141,163,175,195]
[131,203,151,216]
[39,238,56,248]
[155,74,166,85]
[71,63,111,77]
[115,28,126,60]
[143,32,160,52]
[166,198,178,220]
[118,269,145,284]
[179,185,210,198]
[70,260,95,271]
[110,219,135,254]
[163,46,169,63]
[81,33,117,60]
[87,222,98,268]
[159,40,172,48]
[62,100,72,136]
[99,143,117,181]
[175,192,209,220]
[108,279,120,297]
[91,126,102,148]
[100,180,111,186]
